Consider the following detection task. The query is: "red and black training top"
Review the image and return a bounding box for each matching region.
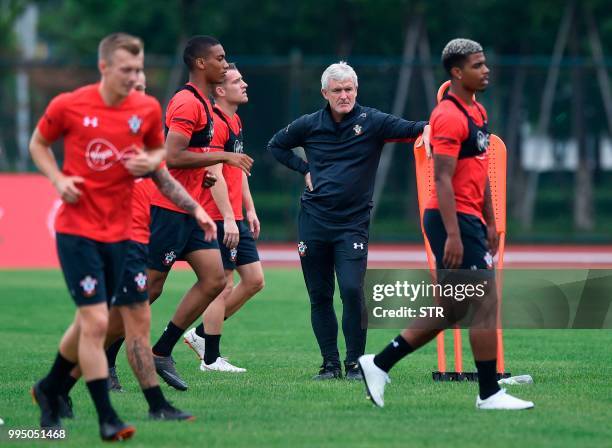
[427,92,490,222]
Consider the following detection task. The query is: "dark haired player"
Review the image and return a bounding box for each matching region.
[358,38,534,410]
[184,64,264,372]
[146,35,253,391]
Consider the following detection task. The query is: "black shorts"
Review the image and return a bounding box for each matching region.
[56,233,128,307]
[423,209,493,271]
[112,241,149,307]
[148,206,219,272]
[216,220,260,270]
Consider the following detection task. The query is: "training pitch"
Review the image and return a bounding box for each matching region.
[0,269,610,447]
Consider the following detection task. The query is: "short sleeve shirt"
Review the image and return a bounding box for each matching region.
[150,83,212,213]
[200,109,244,221]
[37,83,164,242]
[426,93,489,221]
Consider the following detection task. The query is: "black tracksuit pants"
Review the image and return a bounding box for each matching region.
[298,209,369,365]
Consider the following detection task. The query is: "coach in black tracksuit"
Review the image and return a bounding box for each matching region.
[268,61,429,380]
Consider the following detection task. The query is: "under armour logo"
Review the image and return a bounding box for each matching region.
[83,116,98,127]
[353,242,364,250]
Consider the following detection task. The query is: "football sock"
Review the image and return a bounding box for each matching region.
[105,338,125,368]
[86,378,118,424]
[475,359,501,400]
[373,335,414,373]
[40,352,77,394]
[152,321,184,357]
[143,385,168,412]
[195,323,205,338]
[203,333,221,365]
[59,374,79,396]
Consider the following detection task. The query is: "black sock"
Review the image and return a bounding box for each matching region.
[40,352,77,394]
[475,359,501,399]
[195,323,205,338]
[106,338,125,368]
[203,333,221,365]
[152,321,185,357]
[142,386,168,412]
[86,378,118,424]
[373,335,414,373]
[59,374,78,396]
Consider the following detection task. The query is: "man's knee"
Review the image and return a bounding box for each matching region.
[206,272,226,298]
[80,314,109,340]
[339,285,363,306]
[148,275,165,302]
[243,273,265,296]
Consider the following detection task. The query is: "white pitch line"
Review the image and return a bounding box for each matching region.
[259,250,612,264]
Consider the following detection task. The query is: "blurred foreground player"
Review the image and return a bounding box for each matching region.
[57,70,216,421]
[358,39,534,410]
[29,33,163,440]
[184,64,264,372]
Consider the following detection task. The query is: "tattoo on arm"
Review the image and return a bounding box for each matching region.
[152,168,198,214]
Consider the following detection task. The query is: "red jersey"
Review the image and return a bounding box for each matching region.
[37,83,164,242]
[200,108,244,221]
[427,93,489,221]
[130,177,156,244]
[151,83,213,214]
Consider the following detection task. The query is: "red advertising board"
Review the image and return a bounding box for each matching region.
[0,174,61,268]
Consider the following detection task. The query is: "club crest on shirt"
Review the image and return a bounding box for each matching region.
[80,275,98,298]
[134,272,147,292]
[298,241,307,257]
[163,250,177,266]
[353,124,362,135]
[230,248,238,262]
[128,115,142,134]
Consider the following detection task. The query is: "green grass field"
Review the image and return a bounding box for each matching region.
[1,269,611,447]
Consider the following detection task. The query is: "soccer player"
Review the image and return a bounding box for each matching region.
[183,64,265,372]
[29,33,164,440]
[55,70,216,421]
[358,39,534,410]
[268,61,430,380]
[147,35,253,390]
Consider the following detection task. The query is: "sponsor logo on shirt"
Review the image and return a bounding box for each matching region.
[85,139,140,171]
[80,275,98,297]
[233,140,244,154]
[476,130,490,153]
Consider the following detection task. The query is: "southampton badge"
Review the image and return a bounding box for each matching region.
[134,272,147,292]
[80,275,98,298]
[163,250,177,266]
[353,124,362,135]
[298,241,307,257]
[128,115,142,134]
[230,248,238,262]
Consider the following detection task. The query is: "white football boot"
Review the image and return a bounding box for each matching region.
[183,328,206,360]
[358,354,390,407]
[200,357,247,373]
[476,388,535,410]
